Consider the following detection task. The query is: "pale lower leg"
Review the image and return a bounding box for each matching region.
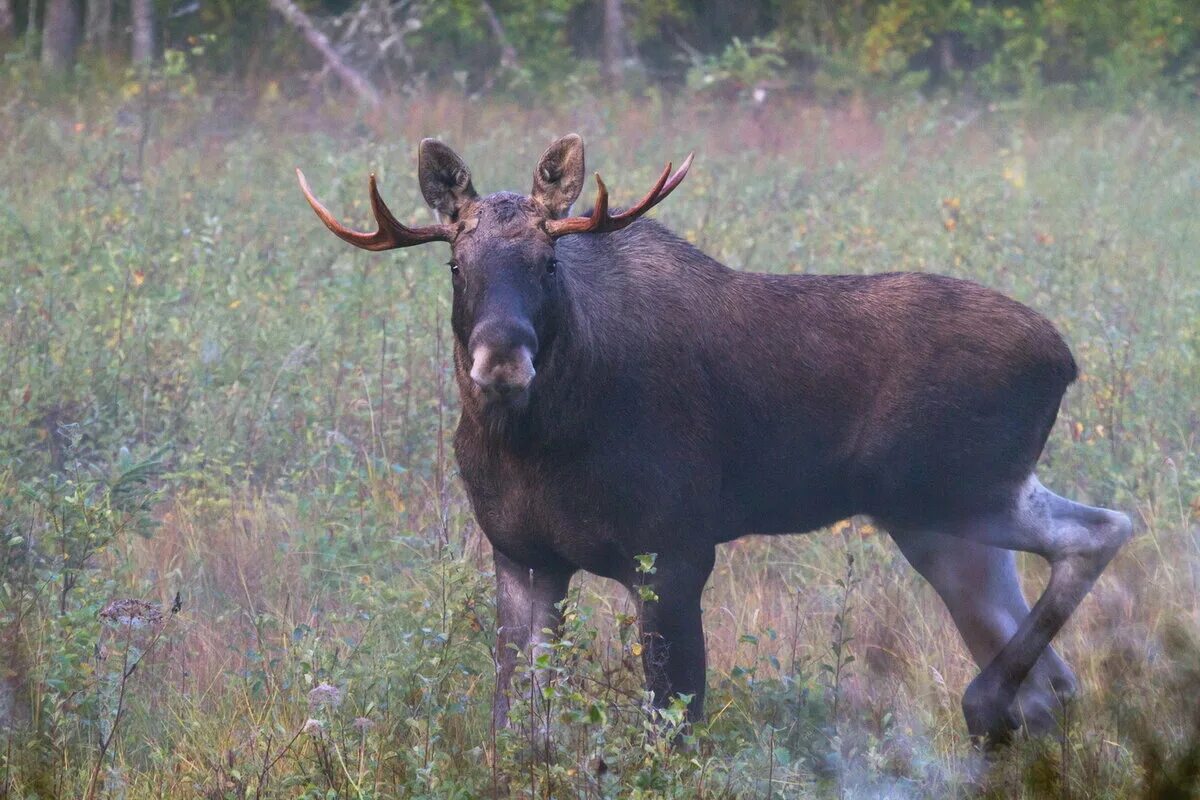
[891,530,1078,732]
[934,476,1132,741]
[492,551,574,731]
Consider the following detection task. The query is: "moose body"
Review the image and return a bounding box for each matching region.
[299,134,1131,743]
[455,243,1073,570]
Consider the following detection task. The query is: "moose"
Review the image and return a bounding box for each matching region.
[297,134,1131,743]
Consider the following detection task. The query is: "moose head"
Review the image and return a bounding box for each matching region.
[297,135,691,409]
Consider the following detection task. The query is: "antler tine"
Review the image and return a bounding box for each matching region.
[296,168,454,252]
[607,160,674,224]
[660,152,694,199]
[545,153,694,239]
[367,173,408,238]
[590,173,610,228]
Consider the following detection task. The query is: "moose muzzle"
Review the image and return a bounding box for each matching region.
[468,319,537,400]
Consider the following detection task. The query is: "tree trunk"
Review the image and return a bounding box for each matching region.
[266,0,381,107]
[0,0,15,43]
[85,0,114,55]
[41,0,81,72]
[602,0,627,89]
[25,0,40,57]
[131,0,155,64]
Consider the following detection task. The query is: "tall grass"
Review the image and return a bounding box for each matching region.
[1,82,1198,797]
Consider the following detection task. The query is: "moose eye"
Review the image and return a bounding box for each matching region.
[447,260,460,275]
[546,258,558,275]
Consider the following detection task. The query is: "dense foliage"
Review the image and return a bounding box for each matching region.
[2,0,1200,103]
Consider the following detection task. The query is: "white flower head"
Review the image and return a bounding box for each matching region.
[307,682,342,711]
[100,599,164,630]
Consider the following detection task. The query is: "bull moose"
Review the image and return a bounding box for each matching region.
[297,134,1131,743]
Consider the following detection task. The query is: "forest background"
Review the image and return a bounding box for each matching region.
[3,0,1199,106]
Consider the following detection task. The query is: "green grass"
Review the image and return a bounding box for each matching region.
[1,82,1199,798]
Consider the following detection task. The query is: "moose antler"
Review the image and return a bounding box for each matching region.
[544,153,694,238]
[296,169,456,251]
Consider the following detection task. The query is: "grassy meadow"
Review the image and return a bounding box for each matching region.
[1,85,1199,798]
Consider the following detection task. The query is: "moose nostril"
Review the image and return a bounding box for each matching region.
[469,346,494,388]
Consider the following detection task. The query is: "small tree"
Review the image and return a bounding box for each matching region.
[131,0,156,64]
[41,0,81,72]
[85,0,114,56]
[0,0,15,44]
[602,0,628,88]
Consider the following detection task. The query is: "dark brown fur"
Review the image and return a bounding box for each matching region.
[300,135,1127,743]
[453,217,1077,579]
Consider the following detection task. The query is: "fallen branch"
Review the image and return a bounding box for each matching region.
[267,0,382,108]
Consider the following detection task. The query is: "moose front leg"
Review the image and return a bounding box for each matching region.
[629,553,714,723]
[492,550,574,731]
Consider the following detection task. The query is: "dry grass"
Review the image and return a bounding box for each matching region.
[1,83,1198,797]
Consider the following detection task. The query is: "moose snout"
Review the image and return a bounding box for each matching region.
[468,320,537,398]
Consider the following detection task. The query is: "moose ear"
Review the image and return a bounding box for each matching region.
[531,134,586,219]
[418,139,478,220]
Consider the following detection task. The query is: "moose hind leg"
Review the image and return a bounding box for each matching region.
[949,476,1131,742]
[890,530,1078,734]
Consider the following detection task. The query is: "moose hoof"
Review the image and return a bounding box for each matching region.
[962,677,1019,745]
[1048,663,1080,700]
[1009,657,1078,736]
[1008,688,1062,737]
